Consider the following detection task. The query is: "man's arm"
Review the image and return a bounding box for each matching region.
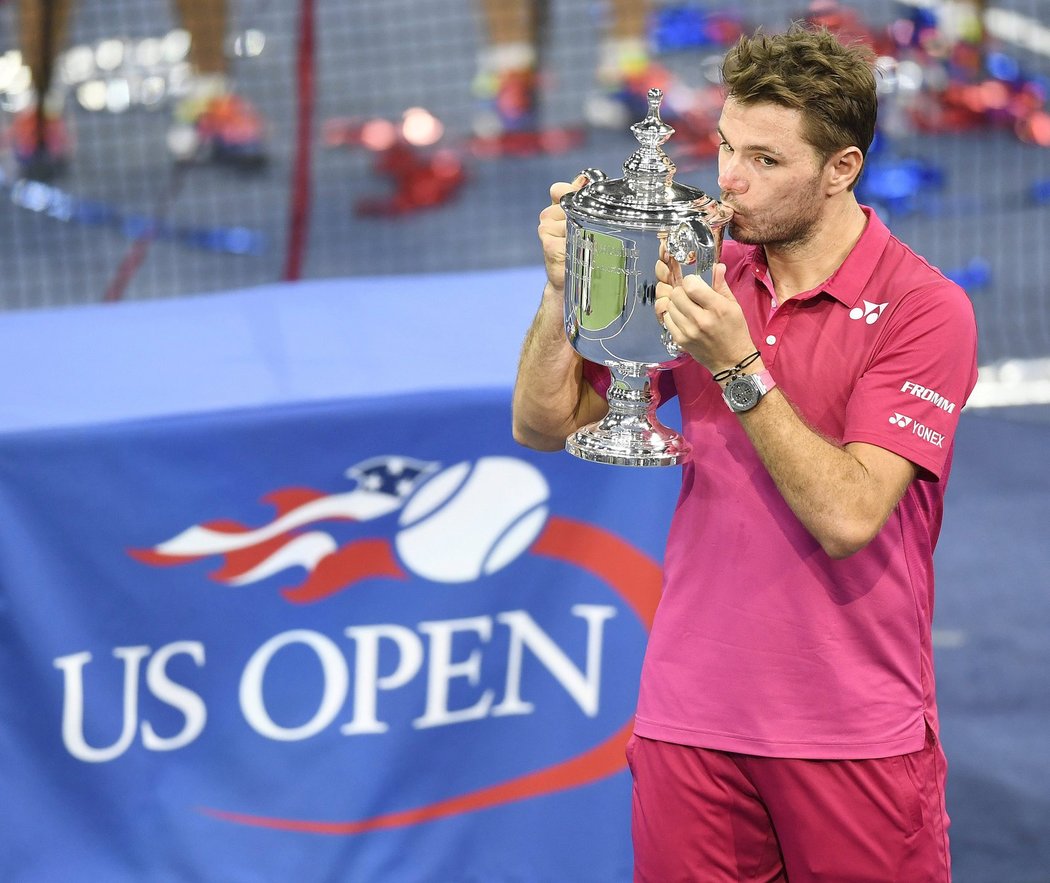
[512,180,608,451]
[734,391,917,558]
[657,260,917,559]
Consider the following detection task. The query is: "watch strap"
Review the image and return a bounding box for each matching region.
[751,370,775,396]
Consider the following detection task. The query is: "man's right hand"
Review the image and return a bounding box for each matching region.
[538,175,587,294]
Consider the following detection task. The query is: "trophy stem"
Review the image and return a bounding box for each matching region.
[565,366,690,467]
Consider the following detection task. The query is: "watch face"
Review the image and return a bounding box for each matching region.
[725,376,761,412]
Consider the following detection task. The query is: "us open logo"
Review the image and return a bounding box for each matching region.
[53,455,661,835]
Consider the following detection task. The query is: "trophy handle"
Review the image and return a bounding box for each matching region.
[576,167,608,185]
[662,217,721,357]
[667,219,717,281]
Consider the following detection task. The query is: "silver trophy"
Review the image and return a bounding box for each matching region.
[561,88,732,466]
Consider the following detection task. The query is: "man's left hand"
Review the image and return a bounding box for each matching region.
[655,254,757,377]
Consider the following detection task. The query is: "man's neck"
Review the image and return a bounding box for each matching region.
[765,199,868,301]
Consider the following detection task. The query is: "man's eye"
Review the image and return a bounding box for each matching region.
[719,140,732,152]
[758,156,776,167]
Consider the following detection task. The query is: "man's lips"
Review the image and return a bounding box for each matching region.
[720,198,743,219]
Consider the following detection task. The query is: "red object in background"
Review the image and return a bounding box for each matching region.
[323,116,466,216]
[914,75,1049,138]
[805,0,893,56]
[468,126,585,159]
[324,111,586,216]
[1017,110,1050,147]
[355,142,467,217]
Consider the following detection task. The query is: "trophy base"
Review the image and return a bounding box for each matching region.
[565,422,691,467]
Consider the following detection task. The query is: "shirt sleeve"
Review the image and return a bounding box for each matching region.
[842,282,978,480]
[582,360,611,399]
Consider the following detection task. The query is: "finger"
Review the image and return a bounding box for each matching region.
[539,205,567,229]
[679,272,719,308]
[550,174,588,205]
[549,182,572,205]
[655,279,676,302]
[711,262,730,297]
[660,305,678,335]
[655,257,681,287]
[666,253,685,286]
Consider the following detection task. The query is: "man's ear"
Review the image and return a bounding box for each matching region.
[827,146,864,194]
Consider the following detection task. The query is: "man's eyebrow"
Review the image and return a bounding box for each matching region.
[716,126,785,156]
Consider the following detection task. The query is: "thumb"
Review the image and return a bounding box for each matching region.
[711,263,734,300]
[549,174,588,206]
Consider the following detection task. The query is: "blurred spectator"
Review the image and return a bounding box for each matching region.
[472,0,669,137]
[11,0,266,179]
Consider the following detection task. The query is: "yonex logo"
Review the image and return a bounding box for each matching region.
[849,300,888,324]
[889,412,945,448]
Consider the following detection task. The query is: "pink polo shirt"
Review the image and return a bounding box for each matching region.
[591,207,978,759]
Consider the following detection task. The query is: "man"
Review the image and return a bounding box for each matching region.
[512,25,978,882]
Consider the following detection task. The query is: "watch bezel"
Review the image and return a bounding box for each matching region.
[724,375,762,412]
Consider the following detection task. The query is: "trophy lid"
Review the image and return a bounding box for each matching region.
[562,88,720,229]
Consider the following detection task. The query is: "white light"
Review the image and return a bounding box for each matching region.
[140,75,167,106]
[76,79,108,112]
[233,29,267,58]
[0,63,31,98]
[106,78,132,113]
[162,29,192,64]
[966,359,1050,408]
[0,51,24,92]
[401,107,443,146]
[875,56,897,94]
[896,60,925,93]
[95,39,126,72]
[998,360,1025,384]
[60,45,97,84]
[1,88,34,113]
[163,62,190,100]
[699,53,722,86]
[167,123,199,159]
[135,38,164,69]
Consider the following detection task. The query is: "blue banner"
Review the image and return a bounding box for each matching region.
[0,389,681,881]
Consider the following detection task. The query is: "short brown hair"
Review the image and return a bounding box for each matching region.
[721,25,877,187]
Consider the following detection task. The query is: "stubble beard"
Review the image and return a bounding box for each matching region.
[722,180,824,252]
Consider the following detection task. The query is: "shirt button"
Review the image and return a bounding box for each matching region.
[765,334,777,345]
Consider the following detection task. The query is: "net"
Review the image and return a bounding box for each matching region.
[1,0,1048,404]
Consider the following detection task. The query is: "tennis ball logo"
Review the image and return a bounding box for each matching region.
[394,457,550,583]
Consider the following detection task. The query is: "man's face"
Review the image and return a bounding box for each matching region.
[716,97,829,250]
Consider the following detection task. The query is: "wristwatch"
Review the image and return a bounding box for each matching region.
[723,370,776,413]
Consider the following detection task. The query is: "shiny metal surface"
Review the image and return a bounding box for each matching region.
[560,88,732,466]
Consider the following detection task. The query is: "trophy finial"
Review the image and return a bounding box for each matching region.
[625,86,676,188]
[631,88,675,150]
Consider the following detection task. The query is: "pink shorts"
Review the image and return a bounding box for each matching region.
[627,725,951,882]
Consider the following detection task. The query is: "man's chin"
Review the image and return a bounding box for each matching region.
[727,222,757,245]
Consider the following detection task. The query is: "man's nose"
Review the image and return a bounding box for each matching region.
[717,155,746,194]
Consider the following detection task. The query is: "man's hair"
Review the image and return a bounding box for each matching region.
[721,25,878,188]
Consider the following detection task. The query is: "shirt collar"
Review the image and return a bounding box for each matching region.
[737,206,890,307]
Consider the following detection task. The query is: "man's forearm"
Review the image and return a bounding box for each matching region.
[512,283,603,450]
[735,387,915,559]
